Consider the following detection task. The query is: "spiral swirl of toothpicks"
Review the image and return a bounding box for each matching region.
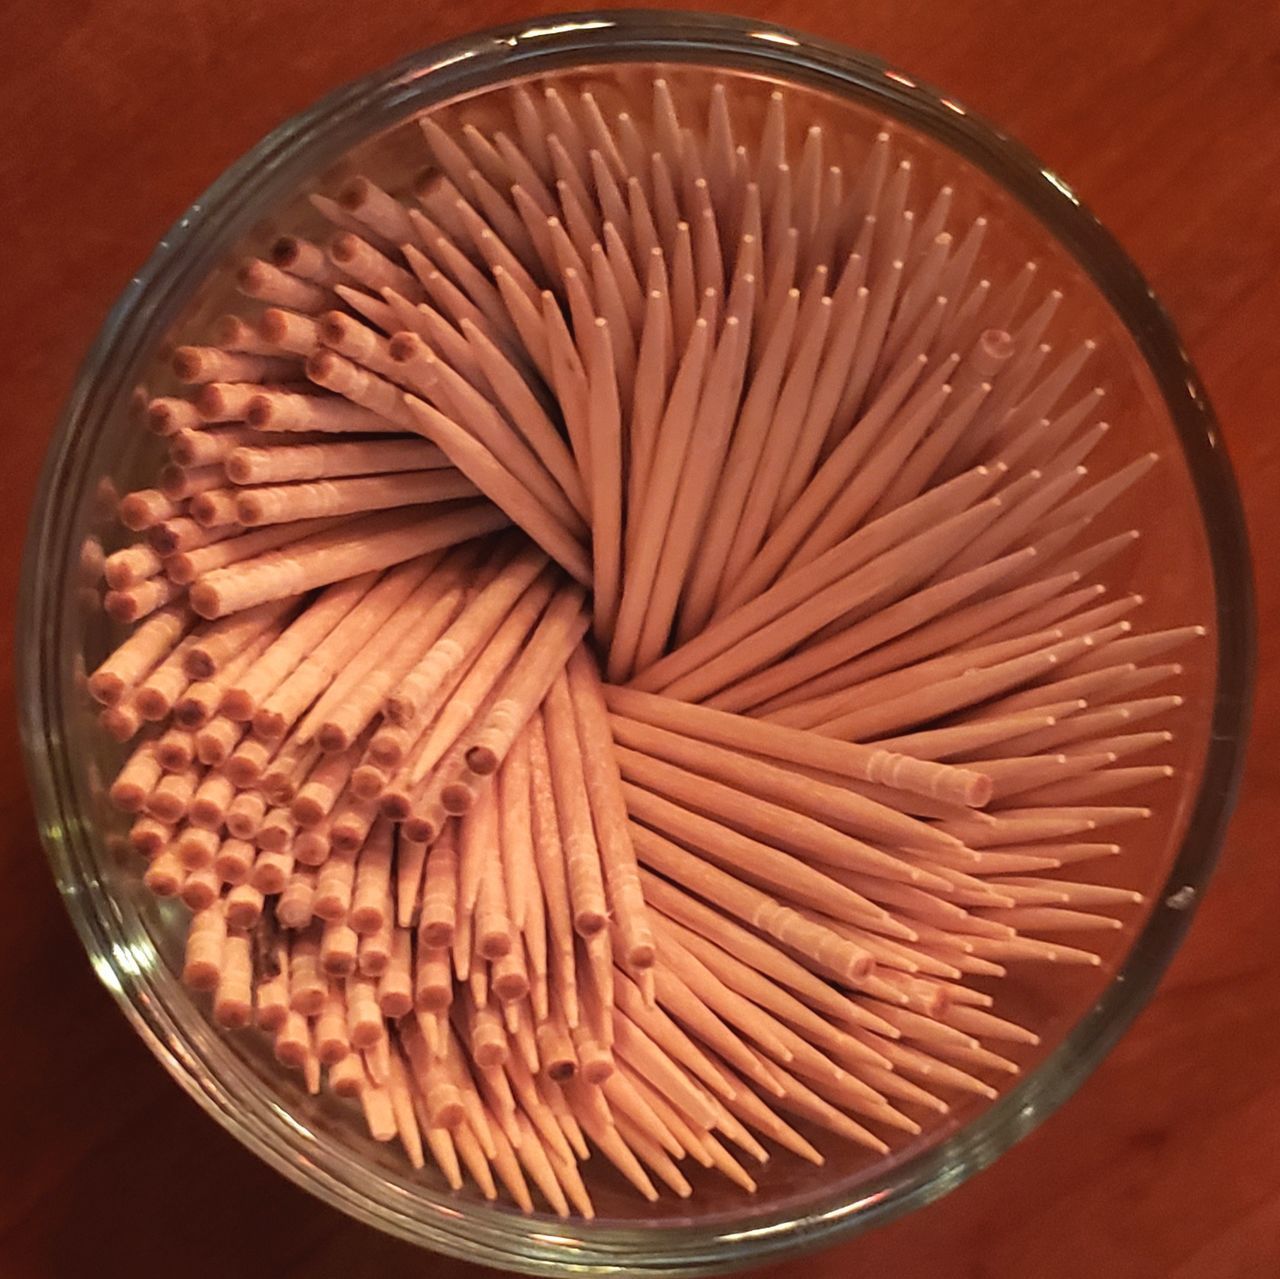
[85,71,1199,1217]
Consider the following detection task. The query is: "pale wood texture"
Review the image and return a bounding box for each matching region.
[1,1,1276,1275]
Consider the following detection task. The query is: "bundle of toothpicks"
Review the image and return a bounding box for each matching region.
[84,70,1198,1216]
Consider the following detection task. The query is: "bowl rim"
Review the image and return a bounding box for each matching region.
[18,8,1255,1274]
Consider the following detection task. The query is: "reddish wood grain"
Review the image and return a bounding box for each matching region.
[1,2,1276,1276]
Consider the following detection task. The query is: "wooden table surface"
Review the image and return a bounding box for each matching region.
[2,1,1277,1275]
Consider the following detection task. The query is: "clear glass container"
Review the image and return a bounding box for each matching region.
[19,11,1253,1275]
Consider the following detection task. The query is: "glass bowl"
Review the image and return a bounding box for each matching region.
[18,10,1253,1275]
